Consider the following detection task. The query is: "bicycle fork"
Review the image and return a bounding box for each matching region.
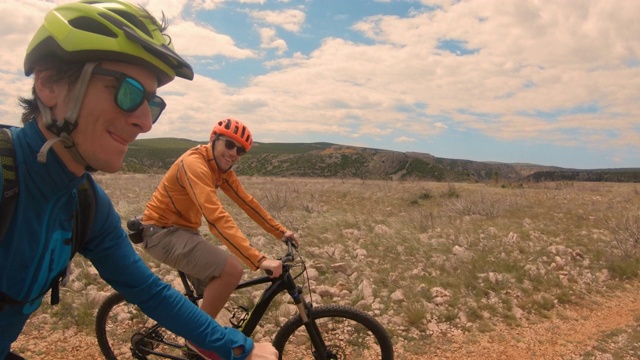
[286,276,331,360]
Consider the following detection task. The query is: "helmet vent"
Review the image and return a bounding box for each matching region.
[69,17,117,38]
[111,10,154,38]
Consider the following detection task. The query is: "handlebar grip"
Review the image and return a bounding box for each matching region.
[284,237,298,250]
[265,269,273,276]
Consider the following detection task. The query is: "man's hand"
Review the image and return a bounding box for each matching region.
[259,259,283,278]
[246,342,278,360]
[282,230,299,247]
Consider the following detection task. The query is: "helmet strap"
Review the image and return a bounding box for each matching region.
[37,61,98,172]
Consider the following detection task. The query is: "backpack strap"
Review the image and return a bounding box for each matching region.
[0,128,18,241]
[0,125,96,308]
[0,127,22,311]
[74,178,96,255]
[50,178,96,305]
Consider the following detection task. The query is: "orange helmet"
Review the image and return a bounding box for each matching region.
[210,118,253,151]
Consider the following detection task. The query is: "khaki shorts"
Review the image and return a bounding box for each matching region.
[142,225,229,295]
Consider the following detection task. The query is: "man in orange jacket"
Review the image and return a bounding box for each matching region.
[142,118,298,360]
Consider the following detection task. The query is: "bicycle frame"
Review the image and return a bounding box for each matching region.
[98,237,393,360]
[235,268,297,333]
[132,240,321,358]
[234,242,330,358]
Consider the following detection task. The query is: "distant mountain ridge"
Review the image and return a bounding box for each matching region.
[122,138,640,183]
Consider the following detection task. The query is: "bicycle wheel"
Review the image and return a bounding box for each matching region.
[272,304,394,360]
[95,292,195,360]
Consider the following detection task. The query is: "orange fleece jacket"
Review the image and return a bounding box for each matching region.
[143,144,288,270]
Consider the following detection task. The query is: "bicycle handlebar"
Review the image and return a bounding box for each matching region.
[282,237,297,259]
[264,238,297,276]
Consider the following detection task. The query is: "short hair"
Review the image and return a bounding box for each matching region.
[19,55,84,124]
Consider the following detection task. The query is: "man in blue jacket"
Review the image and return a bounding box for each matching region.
[0,1,277,360]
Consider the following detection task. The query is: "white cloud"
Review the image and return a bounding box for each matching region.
[0,72,31,126]
[258,27,288,55]
[332,0,640,150]
[0,0,55,73]
[394,136,416,143]
[168,20,256,58]
[148,75,231,141]
[191,0,226,11]
[141,0,189,19]
[248,9,305,33]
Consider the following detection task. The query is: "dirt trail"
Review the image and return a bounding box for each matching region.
[423,282,640,360]
[12,283,640,359]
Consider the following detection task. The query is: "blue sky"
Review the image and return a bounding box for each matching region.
[1,0,639,169]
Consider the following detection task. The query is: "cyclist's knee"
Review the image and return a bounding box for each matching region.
[222,257,243,282]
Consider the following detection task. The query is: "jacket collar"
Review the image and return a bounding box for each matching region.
[15,120,87,199]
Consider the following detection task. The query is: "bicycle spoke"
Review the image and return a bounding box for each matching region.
[293,318,381,359]
[97,293,192,359]
[273,305,393,360]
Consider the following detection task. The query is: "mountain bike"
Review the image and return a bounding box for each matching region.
[95,223,394,360]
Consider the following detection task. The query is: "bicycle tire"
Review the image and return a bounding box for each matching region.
[272,304,394,360]
[95,292,193,360]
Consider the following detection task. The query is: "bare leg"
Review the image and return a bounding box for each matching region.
[200,256,243,318]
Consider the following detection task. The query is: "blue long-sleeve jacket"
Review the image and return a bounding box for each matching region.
[0,121,253,359]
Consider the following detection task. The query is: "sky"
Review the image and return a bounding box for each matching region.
[1,0,639,170]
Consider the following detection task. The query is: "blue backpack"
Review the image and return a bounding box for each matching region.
[0,125,95,307]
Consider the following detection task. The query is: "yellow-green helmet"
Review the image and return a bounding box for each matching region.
[24,0,193,87]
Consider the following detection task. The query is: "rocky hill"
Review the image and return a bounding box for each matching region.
[122,138,640,182]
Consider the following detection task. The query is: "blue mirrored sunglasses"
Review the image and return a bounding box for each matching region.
[92,66,166,124]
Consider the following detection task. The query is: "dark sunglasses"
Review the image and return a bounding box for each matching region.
[221,137,247,156]
[92,66,166,124]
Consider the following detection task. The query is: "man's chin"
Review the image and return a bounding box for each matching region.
[93,158,124,174]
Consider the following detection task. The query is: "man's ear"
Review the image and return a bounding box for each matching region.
[34,70,66,107]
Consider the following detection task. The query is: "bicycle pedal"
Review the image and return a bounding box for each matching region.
[229,305,249,328]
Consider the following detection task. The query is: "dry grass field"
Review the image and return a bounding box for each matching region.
[12,174,640,359]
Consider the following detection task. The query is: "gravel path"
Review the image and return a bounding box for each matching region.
[11,282,640,359]
[424,283,640,360]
